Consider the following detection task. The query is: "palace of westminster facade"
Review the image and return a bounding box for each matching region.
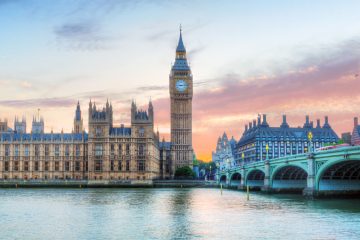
[0,30,194,181]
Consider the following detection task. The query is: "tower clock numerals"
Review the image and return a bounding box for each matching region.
[175,80,188,92]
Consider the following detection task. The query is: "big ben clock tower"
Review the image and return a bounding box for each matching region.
[170,27,193,175]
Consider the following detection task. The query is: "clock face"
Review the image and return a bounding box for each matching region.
[175,80,188,92]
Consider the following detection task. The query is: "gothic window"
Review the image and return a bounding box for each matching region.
[138,161,145,171]
[95,160,102,172]
[75,145,80,156]
[138,144,145,156]
[95,144,103,156]
[4,162,9,171]
[110,161,114,171]
[95,127,102,137]
[24,162,29,171]
[34,161,39,171]
[55,145,60,157]
[139,128,145,137]
[55,161,60,171]
[45,145,50,156]
[34,145,40,157]
[65,161,70,171]
[65,145,70,157]
[126,161,130,171]
[13,161,19,171]
[5,145,10,157]
[75,161,80,171]
[118,161,122,171]
[45,162,49,171]
[126,144,130,155]
[14,145,19,157]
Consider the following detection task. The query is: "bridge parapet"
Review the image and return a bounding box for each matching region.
[216,146,360,197]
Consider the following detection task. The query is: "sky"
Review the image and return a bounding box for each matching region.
[0,0,360,161]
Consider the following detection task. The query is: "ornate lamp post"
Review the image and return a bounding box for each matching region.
[209,165,212,181]
[226,158,231,185]
[308,131,313,153]
[265,144,269,161]
[241,152,245,165]
[215,162,220,182]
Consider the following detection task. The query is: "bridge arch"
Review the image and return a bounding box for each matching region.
[316,159,360,192]
[219,175,227,184]
[229,172,241,187]
[245,169,265,189]
[271,164,308,191]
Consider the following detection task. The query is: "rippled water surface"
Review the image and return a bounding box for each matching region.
[0,188,359,240]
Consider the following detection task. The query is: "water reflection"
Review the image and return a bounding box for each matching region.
[0,188,359,240]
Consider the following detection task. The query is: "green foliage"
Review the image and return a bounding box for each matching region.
[197,160,216,172]
[174,166,195,179]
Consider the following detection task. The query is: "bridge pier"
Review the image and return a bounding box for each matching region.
[261,160,271,192]
[303,153,316,197]
[238,168,245,190]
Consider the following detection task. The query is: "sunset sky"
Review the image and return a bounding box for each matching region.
[1,0,360,161]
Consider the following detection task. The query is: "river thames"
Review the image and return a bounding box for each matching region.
[0,188,359,240]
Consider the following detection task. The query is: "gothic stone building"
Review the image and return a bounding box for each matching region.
[0,100,164,181]
[0,29,194,181]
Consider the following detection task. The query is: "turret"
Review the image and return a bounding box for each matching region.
[148,99,154,123]
[316,119,321,128]
[74,101,83,133]
[14,116,26,133]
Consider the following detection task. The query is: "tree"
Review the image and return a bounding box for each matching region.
[174,166,195,179]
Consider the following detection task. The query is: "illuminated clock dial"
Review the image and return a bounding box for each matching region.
[175,80,188,92]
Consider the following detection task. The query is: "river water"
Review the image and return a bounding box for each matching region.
[0,188,359,240]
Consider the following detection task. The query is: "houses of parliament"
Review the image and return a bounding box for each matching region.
[0,30,194,181]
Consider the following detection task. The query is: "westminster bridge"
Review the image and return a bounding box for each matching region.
[217,146,360,196]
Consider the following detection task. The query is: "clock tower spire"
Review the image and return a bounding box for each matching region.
[169,27,193,176]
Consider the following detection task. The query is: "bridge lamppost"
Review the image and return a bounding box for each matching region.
[226,158,231,185]
[241,152,245,166]
[308,131,313,153]
[209,165,212,181]
[215,162,220,182]
[265,144,269,161]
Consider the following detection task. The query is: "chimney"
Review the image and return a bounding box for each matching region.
[316,119,321,128]
[280,114,289,128]
[262,114,267,125]
[354,117,359,127]
[249,122,253,129]
[257,115,261,125]
[310,121,314,128]
[325,116,328,124]
[245,124,248,131]
[306,115,309,124]
[253,119,256,127]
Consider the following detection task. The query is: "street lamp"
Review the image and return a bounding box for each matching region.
[308,131,313,153]
[215,162,220,181]
[265,144,269,161]
[209,165,212,180]
[241,152,245,165]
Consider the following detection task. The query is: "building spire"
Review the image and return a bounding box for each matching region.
[176,25,186,53]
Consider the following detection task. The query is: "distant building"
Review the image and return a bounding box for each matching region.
[351,117,360,145]
[236,114,339,163]
[212,133,237,171]
[341,132,352,144]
